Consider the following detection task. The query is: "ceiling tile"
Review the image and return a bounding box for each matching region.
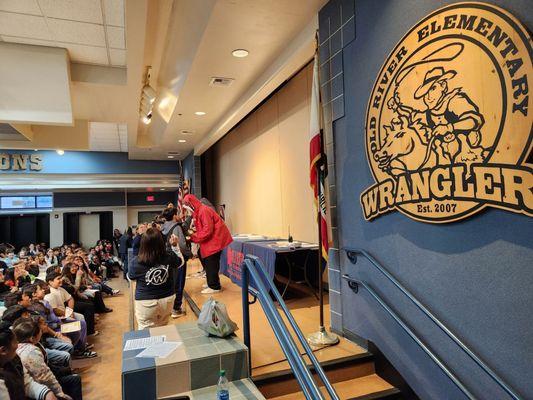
[38,0,102,24]
[0,12,52,40]
[103,0,124,27]
[57,42,108,65]
[90,122,117,133]
[0,0,41,15]
[47,18,105,46]
[109,48,126,66]
[106,25,124,49]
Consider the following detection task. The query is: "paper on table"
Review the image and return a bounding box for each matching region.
[123,335,166,351]
[135,341,182,358]
[60,320,81,334]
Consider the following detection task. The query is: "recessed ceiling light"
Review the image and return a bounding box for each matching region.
[178,139,186,143]
[194,111,206,116]
[167,155,174,159]
[232,49,249,58]
[34,149,38,152]
[56,149,65,155]
[160,188,166,191]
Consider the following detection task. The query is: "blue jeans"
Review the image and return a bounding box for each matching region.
[45,347,71,370]
[44,337,74,353]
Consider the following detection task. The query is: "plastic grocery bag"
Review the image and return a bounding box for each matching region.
[197,297,238,338]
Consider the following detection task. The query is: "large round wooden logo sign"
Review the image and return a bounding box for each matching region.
[361,2,532,223]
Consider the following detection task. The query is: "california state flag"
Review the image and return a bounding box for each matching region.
[309,54,329,261]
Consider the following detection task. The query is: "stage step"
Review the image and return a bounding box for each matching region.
[266,374,400,400]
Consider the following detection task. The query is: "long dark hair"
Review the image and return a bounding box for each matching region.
[138,228,166,265]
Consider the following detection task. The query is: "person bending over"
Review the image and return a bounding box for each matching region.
[128,228,184,330]
[183,194,233,294]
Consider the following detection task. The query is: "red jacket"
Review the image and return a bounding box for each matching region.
[184,194,233,258]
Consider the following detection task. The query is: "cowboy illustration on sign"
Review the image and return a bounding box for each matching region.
[362,3,532,223]
[380,43,487,175]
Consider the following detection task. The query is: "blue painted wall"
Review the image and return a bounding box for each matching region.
[0,150,178,174]
[182,152,194,182]
[324,0,533,399]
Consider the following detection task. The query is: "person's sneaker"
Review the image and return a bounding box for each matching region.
[112,289,120,295]
[201,287,221,294]
[171,309,186,318]
[73,350,97,359]
[88,330,99,337]
[85,343,94,350]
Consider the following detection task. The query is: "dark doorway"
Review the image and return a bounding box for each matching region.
[63,213,80,245]
[0,214,50,250]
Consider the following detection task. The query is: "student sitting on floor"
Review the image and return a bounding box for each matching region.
[44,272,98,338]
[31,282,95,360]
[0,320,57,400]
[17,286,74,373]
[14,318,82,400]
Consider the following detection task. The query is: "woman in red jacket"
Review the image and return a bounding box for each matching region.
[183,194,232,294]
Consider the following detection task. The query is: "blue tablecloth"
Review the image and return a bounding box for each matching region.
[220,238,279,288]
[220,239,318,290]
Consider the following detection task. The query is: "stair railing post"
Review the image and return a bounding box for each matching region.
[242,262,252,377]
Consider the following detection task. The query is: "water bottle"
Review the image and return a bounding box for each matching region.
[217,370,229,400]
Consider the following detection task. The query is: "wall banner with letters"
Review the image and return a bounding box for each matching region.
[0,153,43,171]
[361,2,532,223]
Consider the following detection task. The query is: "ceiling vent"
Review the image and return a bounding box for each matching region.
[209,77,234,87]
[180,130,195,135]
[167,151,181,156]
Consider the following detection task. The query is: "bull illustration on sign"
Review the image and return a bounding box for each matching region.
[375,43,488,176]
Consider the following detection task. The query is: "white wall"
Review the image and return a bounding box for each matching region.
[211,63,318,244]
[48,205,168,247]
[127,205,165,227]
[49,206,128,247]
[79,214,100,249]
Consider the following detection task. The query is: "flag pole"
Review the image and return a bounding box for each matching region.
[307,32,339,348]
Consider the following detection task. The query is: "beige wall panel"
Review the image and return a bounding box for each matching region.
[277,64,317,243]
[211,64,316,243]
[0,120,89,150]
[79,214,101,249]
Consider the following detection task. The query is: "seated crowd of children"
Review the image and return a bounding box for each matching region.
[0,240,122,400]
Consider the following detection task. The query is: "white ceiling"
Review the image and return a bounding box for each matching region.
[89,122,127,152]
[0,0,126,67]
[0,0,326,160]
[132,0,325,160]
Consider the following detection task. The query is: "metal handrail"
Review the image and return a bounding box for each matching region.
[343,275,475,399]
[343,248,520,400]
[242,255,340,400]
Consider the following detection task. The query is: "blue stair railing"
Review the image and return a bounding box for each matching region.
[343,248,520,400]
[242,255,340,400]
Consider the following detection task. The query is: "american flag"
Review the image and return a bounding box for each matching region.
[177,170,190,217]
